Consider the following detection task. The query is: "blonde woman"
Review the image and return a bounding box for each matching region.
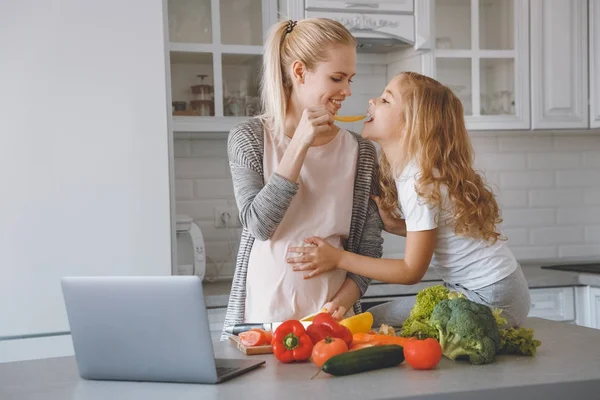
[221,18,383,338]
[288,72,531,327]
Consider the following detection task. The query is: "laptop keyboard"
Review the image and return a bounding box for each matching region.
[217,366,240,376]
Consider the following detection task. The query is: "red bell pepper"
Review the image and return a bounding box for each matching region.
[272,320,314,363]
[306,313,353,347]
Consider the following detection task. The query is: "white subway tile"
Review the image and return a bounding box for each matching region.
[205,241,239,263]
[191,139,227,158]
[557,207,600,225]
[502,228,529,246]
[558,244,600,258]
[498,136,553,152]
[529,227,584,245]
[529,189,583,207]
[176,200,229,220]
[554,136,600,151]
[509,246,558,260]
[583,152,600,168]
[500,209,555,227]
[499,171,554,188]
[474,153,527,171]
[174,158,230,179]
[527,153,581,170]
[205,261,235,280]
[197,221,241,242]
[555,170,599,187]
[175,179,194,200]
[471,137,498,153]
[173,140,191,157]
[352,76,386,95]
[497,190,528,207]
[585,226,600,243]
[193,179,234,199]
[584,188,600,205]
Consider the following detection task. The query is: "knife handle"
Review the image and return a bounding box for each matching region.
[228,323,267,335]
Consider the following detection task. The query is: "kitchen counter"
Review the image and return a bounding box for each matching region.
[2,318,600,400]
[203,264,589,308]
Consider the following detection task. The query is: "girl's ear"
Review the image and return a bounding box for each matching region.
[291,60,306,84]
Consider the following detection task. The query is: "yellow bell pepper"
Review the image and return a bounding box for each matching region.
[334,115,366,123]
[339,311,374,334]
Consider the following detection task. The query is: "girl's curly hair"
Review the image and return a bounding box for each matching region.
[378,72,503,244]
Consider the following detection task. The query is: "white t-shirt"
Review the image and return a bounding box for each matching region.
[396,161,517,290]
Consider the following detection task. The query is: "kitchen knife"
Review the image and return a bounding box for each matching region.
[223,321,312,335]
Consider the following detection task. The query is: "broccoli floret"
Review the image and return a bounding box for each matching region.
[429,297,501,365]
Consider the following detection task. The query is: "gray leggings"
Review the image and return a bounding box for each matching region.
[367,264,531,328]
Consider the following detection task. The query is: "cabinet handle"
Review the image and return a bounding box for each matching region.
[345,3,379,8]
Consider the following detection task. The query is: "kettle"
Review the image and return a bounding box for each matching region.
[174,214,206,280]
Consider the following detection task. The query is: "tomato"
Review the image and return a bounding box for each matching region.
[403,338,443,370]
[311,337,349,367]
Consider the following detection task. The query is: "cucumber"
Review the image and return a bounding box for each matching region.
[321,345,405,376]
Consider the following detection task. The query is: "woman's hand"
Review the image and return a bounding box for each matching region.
[321,301,347,321]
[292,106,334,148]
[372,195,407,236]
[287,237,343,279]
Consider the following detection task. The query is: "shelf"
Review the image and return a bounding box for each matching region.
[169,42,263,55]
[172,116,249,135]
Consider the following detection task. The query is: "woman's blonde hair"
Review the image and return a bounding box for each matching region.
[379,72,503,244]
[259,18,356,136]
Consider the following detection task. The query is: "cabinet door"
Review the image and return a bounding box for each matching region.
[430,0,530,130]
[530,0,588,129]
[206,307,227,332]
[305,0,413,13]
[590,287,600,329]
[528,287,576,322]
[591,0,600,128]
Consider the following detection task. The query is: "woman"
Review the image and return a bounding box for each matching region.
[221,18,384,339]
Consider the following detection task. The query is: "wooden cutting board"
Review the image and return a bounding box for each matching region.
[228,335,273,355]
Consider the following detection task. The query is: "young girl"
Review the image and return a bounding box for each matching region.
[288,72,531,327]
[221,18,384,339]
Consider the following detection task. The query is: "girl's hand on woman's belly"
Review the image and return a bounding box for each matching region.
[287,236,342,279]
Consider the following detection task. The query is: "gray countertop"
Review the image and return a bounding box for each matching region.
[2,318,600,400]
[203,264,597,308]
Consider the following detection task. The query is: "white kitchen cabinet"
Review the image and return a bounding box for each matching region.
[530,0,588,130]
[589,287,600,329]
[167,0,278,134]
[207,307,227,332]
[528,287,576,322]
[389,0,530,131]
[591,0,600,128]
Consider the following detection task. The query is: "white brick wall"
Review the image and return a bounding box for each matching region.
[174,66,600,279]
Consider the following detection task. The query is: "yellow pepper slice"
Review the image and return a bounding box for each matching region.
[334,115,366,123]
[339,311,374,334]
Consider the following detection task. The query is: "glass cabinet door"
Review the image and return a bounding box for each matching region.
[432,0,528,129]
[168,0,212,44]
[219,0,264,46]
[167,0,275,132]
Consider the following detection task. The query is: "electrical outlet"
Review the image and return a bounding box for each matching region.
[214,206,241,228]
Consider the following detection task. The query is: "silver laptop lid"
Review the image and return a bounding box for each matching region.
[61,276,218,383]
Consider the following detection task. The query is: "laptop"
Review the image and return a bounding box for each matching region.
[60,275,265,384]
